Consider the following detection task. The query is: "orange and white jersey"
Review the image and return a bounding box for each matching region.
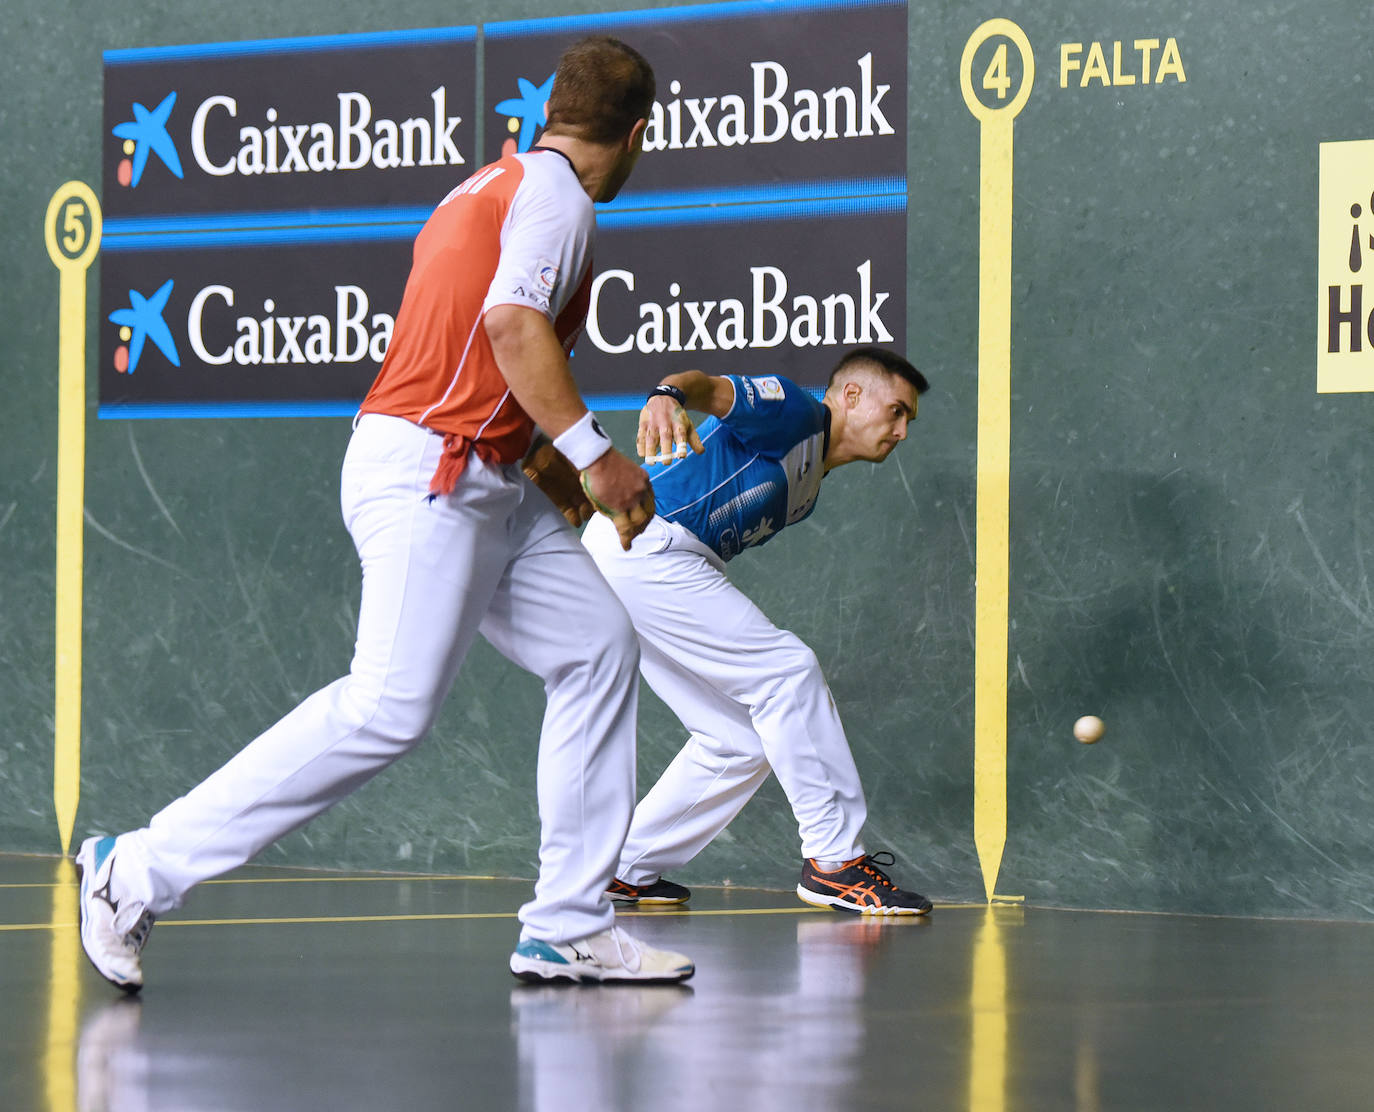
[359,148,595,465]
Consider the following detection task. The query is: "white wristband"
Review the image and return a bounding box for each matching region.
[553,411,613,471]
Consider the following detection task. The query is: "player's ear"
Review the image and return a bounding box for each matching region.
[844,380,863,408]
[627,117,648,152]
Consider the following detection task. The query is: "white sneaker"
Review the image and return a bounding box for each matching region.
[509,925,694,984]
[75,836,155,993]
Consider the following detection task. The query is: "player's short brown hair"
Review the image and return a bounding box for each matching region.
[544,37,656,144]
[828,346,930,395]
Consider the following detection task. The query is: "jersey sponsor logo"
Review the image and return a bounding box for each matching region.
[751,375,785,400]
[536,260,559,296]
[438,166,506,209]
[740,516,776,547]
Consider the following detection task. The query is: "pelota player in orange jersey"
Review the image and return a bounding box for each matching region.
[77,37,694,991]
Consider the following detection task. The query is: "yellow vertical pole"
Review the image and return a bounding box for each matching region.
[960,22,1034,902]
[45,181,102,857]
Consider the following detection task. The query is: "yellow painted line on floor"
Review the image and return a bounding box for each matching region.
[44,183,101,860]
[4,904,978,933]
[0,873,512,890]
[960,20,1034,904]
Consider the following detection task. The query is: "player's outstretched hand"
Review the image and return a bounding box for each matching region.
[637,394,705,464]
[522,435,594,527]
[581,449,655,551]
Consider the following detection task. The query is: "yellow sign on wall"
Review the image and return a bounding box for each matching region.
[1318,139,1374,392]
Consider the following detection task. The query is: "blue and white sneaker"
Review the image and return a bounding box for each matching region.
[74,837,155,993]
[510,926,694,984]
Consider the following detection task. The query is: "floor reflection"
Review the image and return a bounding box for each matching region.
[45,858,81,1112]
[76,998,146,1112]
[512,914,930,1112]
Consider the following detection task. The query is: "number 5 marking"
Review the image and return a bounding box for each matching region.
[44,181,101,856]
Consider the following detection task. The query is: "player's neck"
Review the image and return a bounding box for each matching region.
[533,134,617,202]
[821,398,850,473]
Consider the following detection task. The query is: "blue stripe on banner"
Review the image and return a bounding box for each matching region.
[487,0,902,38]
[603,177,907,214]
[101,193,902,250]
[98,400,362,420]
[599,192,906,229]
[101,180,905,249]
[104,206,435,237]
[101,223,425,252]
[97,391,825,420]
[103,25,475,65]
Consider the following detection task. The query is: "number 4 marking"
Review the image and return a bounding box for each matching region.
[983,42,1012,100]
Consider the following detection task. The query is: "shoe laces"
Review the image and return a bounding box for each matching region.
[857,852,898,889]
[113,905,155,953]
[604,926,643,973]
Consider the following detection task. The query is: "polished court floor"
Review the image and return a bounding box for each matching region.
[4,853,1374,1111]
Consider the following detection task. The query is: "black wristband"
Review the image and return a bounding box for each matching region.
[649,383,688,406]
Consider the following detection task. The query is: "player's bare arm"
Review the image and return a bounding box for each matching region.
[637,371,735,462]
[486,303,654,548]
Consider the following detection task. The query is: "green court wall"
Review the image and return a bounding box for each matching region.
[2,0,1371,920]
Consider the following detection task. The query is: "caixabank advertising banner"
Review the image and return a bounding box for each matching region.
[99,0,907,417]
[99,240,412,416]
[487,0,907,397]
[99,26,476,417]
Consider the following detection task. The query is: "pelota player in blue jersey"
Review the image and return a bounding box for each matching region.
[577,346,935,914]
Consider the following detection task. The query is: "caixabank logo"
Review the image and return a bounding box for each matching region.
[484,0,907,397]
[111,92,184,188]
[569,203,906,398]
[102,27,476,216]
[1318,139,1374,392]
[99,242,412,415]
[484,0,905,195]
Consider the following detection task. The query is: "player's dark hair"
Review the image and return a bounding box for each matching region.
[544,37,656,144]
[828,346,930,395]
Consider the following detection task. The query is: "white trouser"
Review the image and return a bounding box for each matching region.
[115,414,640,944]
[582,514,866,885]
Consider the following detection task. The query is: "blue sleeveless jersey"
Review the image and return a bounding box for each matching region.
[649,375,829,561]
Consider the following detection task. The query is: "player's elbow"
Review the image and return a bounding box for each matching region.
[483,304,546,358]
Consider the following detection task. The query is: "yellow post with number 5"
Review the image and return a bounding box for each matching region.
[44,180,101,856]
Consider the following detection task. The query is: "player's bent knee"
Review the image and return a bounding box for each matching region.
[334,676,437,752]
[547,609,639,692]
[778,638,824,684]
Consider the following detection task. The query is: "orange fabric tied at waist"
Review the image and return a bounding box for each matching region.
[428,433,502,500]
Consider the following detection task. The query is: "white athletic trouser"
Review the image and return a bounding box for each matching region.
[582,514,867,885]
[115,414,640,944]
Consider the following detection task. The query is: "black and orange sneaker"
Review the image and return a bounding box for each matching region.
[797,853,932,915]
[606,876,692,905]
